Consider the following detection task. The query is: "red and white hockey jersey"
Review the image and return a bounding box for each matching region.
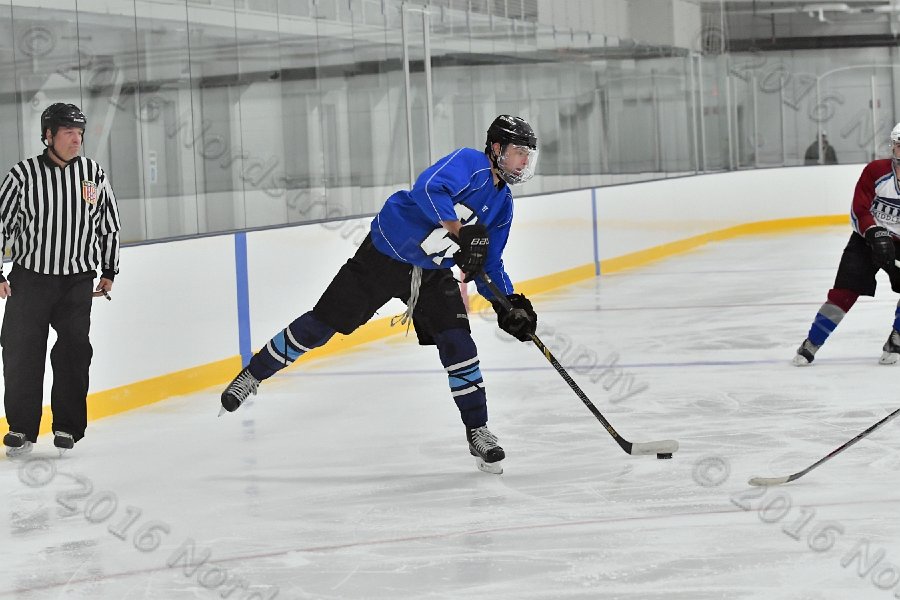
[851,159,900,237]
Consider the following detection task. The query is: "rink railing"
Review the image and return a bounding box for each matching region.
[0,164,861,434]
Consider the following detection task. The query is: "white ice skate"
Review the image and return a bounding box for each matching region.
[880,330,900,365]
[792,339,819,367]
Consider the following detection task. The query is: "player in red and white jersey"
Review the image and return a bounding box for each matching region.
[793,123,900,366]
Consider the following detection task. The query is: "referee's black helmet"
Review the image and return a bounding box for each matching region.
[41,103,87,145]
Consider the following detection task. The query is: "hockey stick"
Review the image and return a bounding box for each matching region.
[748,406,900,486]
[478,272,679,457]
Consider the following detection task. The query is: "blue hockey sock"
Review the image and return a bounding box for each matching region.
[248,311,336,380]
[434,328,487,428]
[893,301,900,333]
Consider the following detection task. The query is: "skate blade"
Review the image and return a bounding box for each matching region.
[218,406,227,417]
[57,447,69,457]
[475,457,503,475]
[5,442,34,459]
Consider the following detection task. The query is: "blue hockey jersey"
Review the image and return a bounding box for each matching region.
[370,147,515,299]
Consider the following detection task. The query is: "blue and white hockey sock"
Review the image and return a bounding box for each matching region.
[807,305,844,347]
[434,328,487,429]
[248,311,336,381]
[892,300,900,333]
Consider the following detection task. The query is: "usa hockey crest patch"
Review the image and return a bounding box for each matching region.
[82,180,98,205]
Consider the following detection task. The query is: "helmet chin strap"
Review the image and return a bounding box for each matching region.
[489,146,505,187]
[45,136,79,166]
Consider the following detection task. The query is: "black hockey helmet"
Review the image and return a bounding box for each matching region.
[485,115,537,150]
[41,103,87,145]
[485,115,538,185]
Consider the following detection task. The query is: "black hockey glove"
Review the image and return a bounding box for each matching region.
[865,226,896,270]
[492,293,537,342]
[452,223,490,281]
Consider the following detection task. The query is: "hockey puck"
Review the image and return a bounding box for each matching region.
[657,453,673,460]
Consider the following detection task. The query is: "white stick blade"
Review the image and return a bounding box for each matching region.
[630,440,680,455]
[748,476,790,487]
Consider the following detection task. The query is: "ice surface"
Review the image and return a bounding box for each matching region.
[3,227,900,599]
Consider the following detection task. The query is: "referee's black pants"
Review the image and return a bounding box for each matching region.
[2,266,94,443]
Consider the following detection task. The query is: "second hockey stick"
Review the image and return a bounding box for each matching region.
[479,273,679,458]
[748,406,900,486]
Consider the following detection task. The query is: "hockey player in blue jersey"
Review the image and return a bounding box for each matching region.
[220,115,539,474]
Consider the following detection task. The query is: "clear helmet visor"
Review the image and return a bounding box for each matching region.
[892,140,900,164]
[497,144,538,185]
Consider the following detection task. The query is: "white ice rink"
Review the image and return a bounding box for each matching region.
[4,226,900,599]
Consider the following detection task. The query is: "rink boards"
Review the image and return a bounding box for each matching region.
[0,164,861,429]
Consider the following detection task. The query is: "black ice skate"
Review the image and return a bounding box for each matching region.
[219,367,259,415]
[53,431,74,456]
[467,425,505,474]
[792,338,819,367]
[4,431,33,458]
[880,329,900,365]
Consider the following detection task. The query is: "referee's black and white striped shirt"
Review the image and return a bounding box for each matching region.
[0,150,120,279]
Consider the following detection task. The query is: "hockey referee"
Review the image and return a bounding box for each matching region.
[0,102,121,457]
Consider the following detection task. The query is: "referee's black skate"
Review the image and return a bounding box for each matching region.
[219,367,259,416]
[4,431,33,458]
[880,329,900,365]
[467,425,505,474]
[53,431,74,456]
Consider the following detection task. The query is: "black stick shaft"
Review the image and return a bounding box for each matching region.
[790,407,900,482]
[750,406,900,485]
[479,273,634,454]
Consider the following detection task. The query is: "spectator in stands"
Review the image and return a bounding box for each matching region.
[804,132,838,165]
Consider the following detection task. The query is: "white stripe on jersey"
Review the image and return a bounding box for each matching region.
[872,173,900,236]
[0,153,121,276]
